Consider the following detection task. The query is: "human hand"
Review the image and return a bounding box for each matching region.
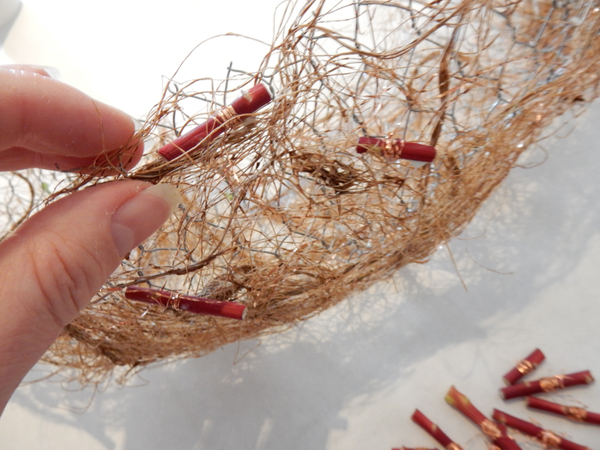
[0,66,180,414]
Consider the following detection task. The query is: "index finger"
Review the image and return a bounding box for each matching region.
[0,67,143,171]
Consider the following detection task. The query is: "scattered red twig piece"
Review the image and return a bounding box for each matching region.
[158,83,272,161]
[493,409,591,450]
[124,286,247,320]
[398,351,594,450]
[392,447,438,450]
[502,349,545,386]
[526,396,600,426]
[356,137,436,164]
[500,371,594,400]
[411,409,463,450]
[445,386,522,450]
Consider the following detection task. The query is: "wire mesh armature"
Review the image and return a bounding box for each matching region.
[7,0,597,384]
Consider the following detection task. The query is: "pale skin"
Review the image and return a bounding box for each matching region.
[0,66,180,415]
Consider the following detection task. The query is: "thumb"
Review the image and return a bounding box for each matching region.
[0,181,180,411]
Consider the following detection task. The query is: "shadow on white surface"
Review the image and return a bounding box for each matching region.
[0,0,21,47]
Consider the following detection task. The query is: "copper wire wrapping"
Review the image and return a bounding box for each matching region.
[214,105,244,130]
[445,443,463,450]
[381,138,405,159]
[480,420,502,440]
[516,360,535,375]
[539,430,562,447]
[540,376,565,392]
[564,406,588,422]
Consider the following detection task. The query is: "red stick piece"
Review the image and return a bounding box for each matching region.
[411,409,463,450]
[527,396,600,426]
[391,447,438,450]
[500,371,594,400]
[493,409,591,450]
[356,137,436,164]
[124,286,247,320]
[502,349,545,385]
[158,83,272,161]
[445,386,522,450]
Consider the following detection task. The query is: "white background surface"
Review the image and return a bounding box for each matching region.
[1,1,600,449]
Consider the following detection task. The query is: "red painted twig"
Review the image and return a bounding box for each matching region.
[493,409,591,450]
[356,137,436,163]
[502,349,545,385]
[158,83,272,161]
[124,286,247,320]
[445,386,522,450]
[527,396,600,426]
[500,371,594,400]
[392,447,438,450]
[411,409,463,450]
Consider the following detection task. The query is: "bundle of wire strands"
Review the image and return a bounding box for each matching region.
[3,0,598,384]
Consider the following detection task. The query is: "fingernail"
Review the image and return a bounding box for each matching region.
[111,183,181,256]
[130,115,143,131]
[35,65,61,79]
